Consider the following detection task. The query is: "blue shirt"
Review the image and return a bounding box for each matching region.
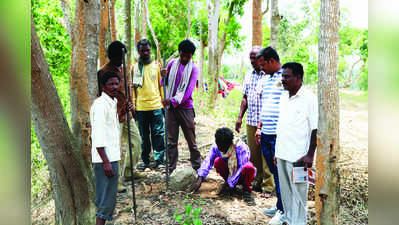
[257,69,286,135]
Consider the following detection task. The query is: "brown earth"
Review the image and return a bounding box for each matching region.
[32,89,368,225]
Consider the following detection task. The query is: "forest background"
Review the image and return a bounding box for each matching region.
[30,0,368,224]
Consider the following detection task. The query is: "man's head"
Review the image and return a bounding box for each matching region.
[136,38,151,60]
[250,46,262,71]
[101,71,121,98]
[178,40,196,65]
[107,41,127,67]
[256,46,280,74]
[215,127,234,153]
[281,62,303,92]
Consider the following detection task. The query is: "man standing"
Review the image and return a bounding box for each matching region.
[90,71,133,225]
[275,62,318,225]
[188,127,256,202]
[254,46,287,224]
[97,41,142,193]
[161,39,201,173]
[132,38,166,171]
[235,46,275,197]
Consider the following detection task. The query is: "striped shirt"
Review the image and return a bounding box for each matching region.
[257,69,286,135]
[242,70,266,126]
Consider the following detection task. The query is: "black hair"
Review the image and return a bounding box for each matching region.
[256,46,280,62]
[178,39,196,54]
[282,62,304,80]
[215,127,234,145]
[136,38,151,51]
[100,71,120,86]
[107,41,127,59]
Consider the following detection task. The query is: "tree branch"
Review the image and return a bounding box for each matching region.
[262,0,269,16]
[144,0,161,62]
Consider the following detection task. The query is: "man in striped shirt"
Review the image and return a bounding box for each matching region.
[254,47,287,225]
[236,46,275,197]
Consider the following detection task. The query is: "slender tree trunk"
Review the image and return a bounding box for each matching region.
[32,20,96,225]
[199,22,205,92]
[70,0,101,163]
[109,0,118,41]
[207,0,220,108]
[99,0,110,66]
[59,0,72,38]
[144,0,160,62]
[341,57,362,88]
[185,0,192,39]
[124,0,132,66]
[217,0,235,76]
[252,0,262,46]
[134,0,142,61]
[141,0,147,38]
[270,0,280,49]
[315,0,340,224]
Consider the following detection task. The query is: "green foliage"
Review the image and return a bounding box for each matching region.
[174,195,205,225]
[148,0,190,59]
[32,0,72,205]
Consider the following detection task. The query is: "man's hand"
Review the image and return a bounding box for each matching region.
[160,68,167,77]
[103,162,115,178]
[187,176,203,193]
[255,129,261,145]
[235,118,242,133]
[162,98,171,107]
[296,154,314,168]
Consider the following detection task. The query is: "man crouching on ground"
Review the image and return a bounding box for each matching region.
[188,127,256,203]
[90,71,134,225]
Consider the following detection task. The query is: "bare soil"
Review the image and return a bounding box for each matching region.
[32,89,368,225]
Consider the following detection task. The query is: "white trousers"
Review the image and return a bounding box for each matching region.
[277,158,308,225]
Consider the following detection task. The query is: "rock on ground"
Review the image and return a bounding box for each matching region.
[170,165,197,191]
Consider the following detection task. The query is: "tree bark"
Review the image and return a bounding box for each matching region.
[32,19,96,225]
[59,0,72,38]
[315,0,340,224]
[109,0,118,41]
[124,0,132,66]
[144,0,160,62]
[70,0,101,163]
[99,0,110,66]
[270,0,280,49]
[199,25,205,92]
[141,0,147,38]
[252,0,262,46]
[217,0,235,76]
[207,0,220,108]
[185,0,192,39]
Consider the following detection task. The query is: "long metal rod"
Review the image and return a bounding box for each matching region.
[163,55,169,192]
[122,48,137,221]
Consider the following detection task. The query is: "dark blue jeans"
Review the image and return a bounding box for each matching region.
[261,133,284,213]
[136,109,165,165]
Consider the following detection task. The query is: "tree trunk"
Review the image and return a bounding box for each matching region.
[59,0,72,38]
[109,0,118,41]
[217,0,235,77]
[141,0,147,38]
[32,20,96,225]
[70,0,101,163]
[207,0,220,108]
[99,0,110,66]
[270,0,280,49]
[124,0,132,66]
[252,0,262,46]
[315,0,340,224]
[185,0,192,39]
[144,0,161,62]
[341,57,362,88]
[199,33,205,92]
[134,0,142,62]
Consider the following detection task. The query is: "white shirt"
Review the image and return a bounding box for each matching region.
[90,92,121,163]
[275,86,318,162]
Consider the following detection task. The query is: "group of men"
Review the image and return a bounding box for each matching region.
[90,38,318,225]
[189,46,318,225]
[91,39,201,225]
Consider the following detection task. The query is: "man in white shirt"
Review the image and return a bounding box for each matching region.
[90,71,133,225]
[275,62,318,225]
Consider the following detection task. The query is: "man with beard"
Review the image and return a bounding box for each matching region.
[132,38,166,171]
